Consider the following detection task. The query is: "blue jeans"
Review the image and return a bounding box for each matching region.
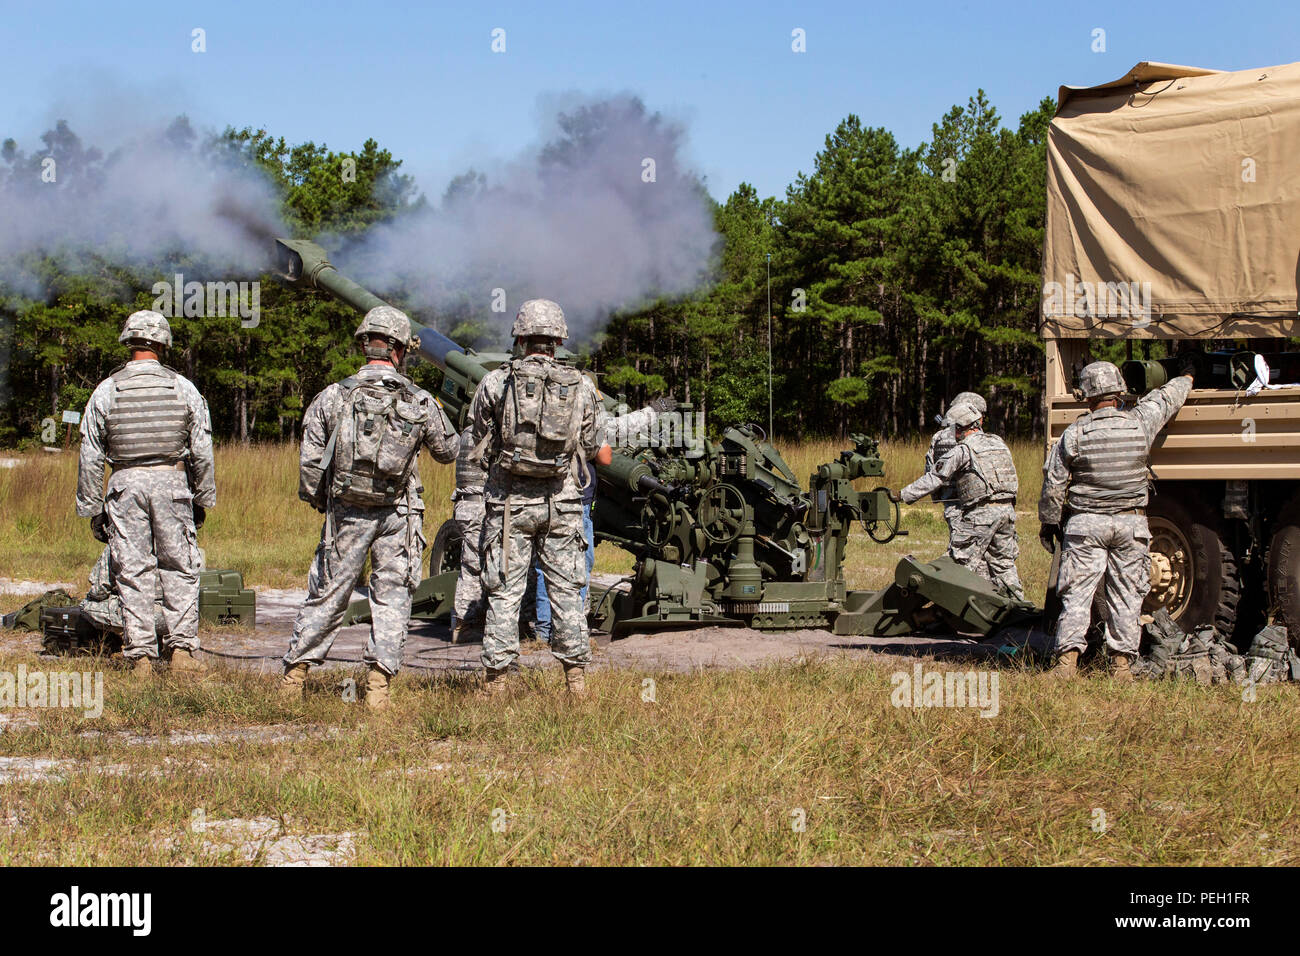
[534,506,594,641]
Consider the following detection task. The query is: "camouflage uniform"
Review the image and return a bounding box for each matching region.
[76,359,216,660]
[531,401,659,637]
[924,424,974,572]
[901,428,1023,598]
[924,392,987,563]
[1039,376,1193,657]
[79,544,169,637]
[469,356,603,672]
[283,363,459,675]
[452,425,487,637]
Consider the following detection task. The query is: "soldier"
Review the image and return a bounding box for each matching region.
[900,402,1024,599]
[449,424,487,644]
[1039,360,1194,681]
[926,391,988,560]
[280,306,459,709]
[531,391,668,643]
[468,299,608,697]
[76,310,216,679]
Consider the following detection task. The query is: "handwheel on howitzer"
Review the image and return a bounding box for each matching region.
[861,488,902,543]
[698,483,746,545]
[640,496,678,548]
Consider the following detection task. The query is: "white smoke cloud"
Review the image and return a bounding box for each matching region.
[0,117,283,298]
[337,93,719,345]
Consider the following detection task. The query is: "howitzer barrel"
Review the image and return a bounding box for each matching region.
[274,236,623,423]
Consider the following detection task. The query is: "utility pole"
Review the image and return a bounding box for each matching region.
[766,253,773,439]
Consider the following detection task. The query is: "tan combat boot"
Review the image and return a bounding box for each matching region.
[1111,653,1134,683]
[479,667,509,698]
[127,655,154,682]
[364,666,391,711]
[1047,649,1079,680]
[169,648,207,679]
[563,663,587,699]
[278,662,309,700]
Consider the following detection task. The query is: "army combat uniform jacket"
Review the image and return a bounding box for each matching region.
[1038,376,1193,657]
[469,355,604,671]
[901,430,1024,598]
[76,359,215,659]
[284,362,459,676]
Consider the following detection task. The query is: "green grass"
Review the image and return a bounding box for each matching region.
[0,649,1294,865]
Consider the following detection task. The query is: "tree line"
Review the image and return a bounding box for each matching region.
[0,92,1056,447]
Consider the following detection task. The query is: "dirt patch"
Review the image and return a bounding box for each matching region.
[169,816,360,866]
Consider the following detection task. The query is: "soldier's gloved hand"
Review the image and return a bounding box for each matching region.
[647,395,676,415]
[1039,523,1061,554]
[90,513,109,543]
[1177,351,1202,379]
[193,504,207,529]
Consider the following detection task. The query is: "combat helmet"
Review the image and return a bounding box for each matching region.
[511,299,568,340]
[945,402,982,429]
[1079,361,1125,399]
[119,310,172,350]
[952,391,987,416]
[355,306,413,362]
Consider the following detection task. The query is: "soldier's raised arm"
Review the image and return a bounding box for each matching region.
[1135,373,1194,443]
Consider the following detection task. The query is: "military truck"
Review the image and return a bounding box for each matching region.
[1041,61,1300,644]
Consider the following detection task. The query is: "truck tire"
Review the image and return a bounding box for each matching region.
[1266,496,1300,649]
[429,518,462,577]
[1144,493,1240,637]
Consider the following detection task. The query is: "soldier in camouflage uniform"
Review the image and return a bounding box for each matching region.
[280,307,459,709]
[450,424,487,644]
[1039,360,1194,681]
[468,299,608,697]
[900,402,1024,599]
[76,310,216,680]
[925,391,988,564]
[455,381,667,646]
[530,390,666,642]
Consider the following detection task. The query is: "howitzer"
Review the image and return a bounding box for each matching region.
[274,237,1044,640]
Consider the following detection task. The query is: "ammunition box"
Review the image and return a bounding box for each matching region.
[39,606,121,656]
[198,569,257,627]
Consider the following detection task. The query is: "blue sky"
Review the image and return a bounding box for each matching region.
[3,0,1297,202]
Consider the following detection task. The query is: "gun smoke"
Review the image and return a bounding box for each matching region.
[0,117,283,298]
[337,94,719,345]
[0,93,719,347]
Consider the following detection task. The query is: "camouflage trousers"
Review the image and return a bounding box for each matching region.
[104,467,200,659]
[452,494,486,637]
[949,502,1023,599]
[284,502,425,676]
[1053,512,1151,657]
[481,498,589,671]
[942,504,980,573]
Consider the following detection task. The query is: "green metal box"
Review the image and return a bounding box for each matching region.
[198,569,256,627]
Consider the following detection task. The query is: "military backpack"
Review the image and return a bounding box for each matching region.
[494,356,585,479]
[312,371,433,508]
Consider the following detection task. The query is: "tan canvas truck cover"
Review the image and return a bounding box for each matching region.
[1042,61,1300,338]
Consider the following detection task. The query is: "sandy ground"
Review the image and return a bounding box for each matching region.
[2,574,1053,675]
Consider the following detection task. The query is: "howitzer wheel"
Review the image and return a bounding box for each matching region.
[429,518,463,577]
[699,483,746,545]
[862,488,902,543]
